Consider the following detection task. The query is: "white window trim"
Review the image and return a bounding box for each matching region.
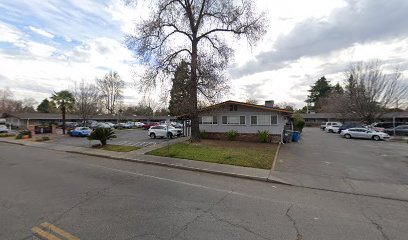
[199,116,218,125]
[250,115,279,126]
[221,115,246,125]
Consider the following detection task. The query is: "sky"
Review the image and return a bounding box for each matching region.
[0,0,408,109]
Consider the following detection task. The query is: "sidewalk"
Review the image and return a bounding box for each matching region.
[0,137,287,184]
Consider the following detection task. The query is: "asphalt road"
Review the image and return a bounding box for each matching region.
[50,128,176,148]
[276,127,408,185]
[1,143,408,240]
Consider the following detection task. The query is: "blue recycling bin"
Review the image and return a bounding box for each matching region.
[292,131,300,142]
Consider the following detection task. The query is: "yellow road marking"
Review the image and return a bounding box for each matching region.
[40,222,80,240]
[31,226,62,240]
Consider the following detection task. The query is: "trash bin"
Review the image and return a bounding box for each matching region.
[283,130,292,143]
[292,131,300,142]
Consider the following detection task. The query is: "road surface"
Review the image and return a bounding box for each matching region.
[1,143,407,240]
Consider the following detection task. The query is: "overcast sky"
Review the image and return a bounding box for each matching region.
[0,0,407,109]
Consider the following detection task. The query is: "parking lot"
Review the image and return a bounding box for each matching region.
[49,128,177,148]
[276,127,408,185]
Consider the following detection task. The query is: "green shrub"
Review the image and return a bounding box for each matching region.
[226,130,238,141]
[258,130,270,143]
[88,128,117,146]
[293,113,305,132]
[42,136,50,141]
[200,130,208,139]
[0,133,14,137]
[16,130,31,139]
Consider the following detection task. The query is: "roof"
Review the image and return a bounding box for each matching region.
[301,111,408,119]
[199,100,293,114]
[381,111,408,118]
[2,112,80,120]
[300,113,342,119]
[1,112,176,121]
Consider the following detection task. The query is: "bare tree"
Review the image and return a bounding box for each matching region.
[245,98,259,105]
[323,61,408,123]
[97,71,125,114]
[0,88,36,112]
[73,80,100,124]
[126,0,266,142]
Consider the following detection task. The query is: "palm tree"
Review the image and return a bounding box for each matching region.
[51,90,75,134]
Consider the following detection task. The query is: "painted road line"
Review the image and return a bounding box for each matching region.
[40,222,80,240]
[31,226,62,240]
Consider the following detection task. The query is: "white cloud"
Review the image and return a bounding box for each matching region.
[0,22,22,43]
[28,26,54,38]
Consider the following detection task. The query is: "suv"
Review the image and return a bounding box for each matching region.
[320,122,342,130]
[338,122,362,133]
[148,125,182,139]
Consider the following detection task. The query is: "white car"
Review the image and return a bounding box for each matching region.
[325,124,342,133]
[134,122,145,128]
[104,122,115,128]
[148,125,182,139]
[0,125,9,133]
[320,122,342,130]
[340,128,390,141]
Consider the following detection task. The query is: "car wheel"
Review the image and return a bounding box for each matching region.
[344,134,351,139]
[150,133,156,139]
[167,132,173,139]
[372,135,380,141]
[329,129,333,133]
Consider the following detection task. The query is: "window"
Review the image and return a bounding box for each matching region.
[222,116,246,125]
[251,115,278,125]
[199,116,217,124]
[229,105,237,111]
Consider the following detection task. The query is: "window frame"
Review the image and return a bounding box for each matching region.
[199,115,218,125]
[250,115,279,126]
[221,115,246,125]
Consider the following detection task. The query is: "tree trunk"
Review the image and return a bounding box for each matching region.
[62,104,66,135]
[190,40,200,142]
[101,139,107,146]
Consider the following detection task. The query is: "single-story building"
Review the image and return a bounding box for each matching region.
[1,112,176,128]
[301,111,408,126]
[198,100,293,143]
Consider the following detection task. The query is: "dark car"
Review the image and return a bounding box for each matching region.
[384,125,408,136]
[371,122,405,132]
[338,122,362,133]
[142,122,160,130]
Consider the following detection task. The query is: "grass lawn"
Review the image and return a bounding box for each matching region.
[147,140,278,169]
[100,144,140,152]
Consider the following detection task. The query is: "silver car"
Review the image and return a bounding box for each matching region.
[340,128,390,141]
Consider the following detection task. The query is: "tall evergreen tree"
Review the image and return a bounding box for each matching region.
[307,76,333,110]
[36,98,57,113]
[168,61,191,116]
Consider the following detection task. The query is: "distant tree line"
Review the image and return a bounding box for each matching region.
[303,61,408,123]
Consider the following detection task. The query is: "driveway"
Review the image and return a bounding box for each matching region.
[49,128,178,148]
[275,127,408,185]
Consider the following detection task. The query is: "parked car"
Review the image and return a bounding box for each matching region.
[104,122,115,128]
[148,125,182,139]
[115,122,133,129]
[372,122,406,132]
[92,122,111,130]
[384,125,408,136]
[143,122,160,130]
[320,122,342,130]
[70,127,92,137]
[338,122,362,133]
[0,125,9,133]
[134,122,145,128]
[340,128,390,141]
[325,124,342,133]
